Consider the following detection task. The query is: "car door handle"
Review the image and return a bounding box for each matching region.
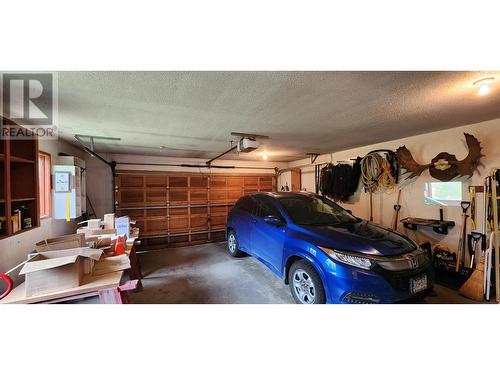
[251,219,257,224]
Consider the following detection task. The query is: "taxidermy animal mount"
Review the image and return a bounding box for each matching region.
[396,133,483,181]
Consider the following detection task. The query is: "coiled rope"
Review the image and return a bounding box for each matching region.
[361,152,396,192]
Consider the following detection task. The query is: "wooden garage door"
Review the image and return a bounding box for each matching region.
[115,172,276,248]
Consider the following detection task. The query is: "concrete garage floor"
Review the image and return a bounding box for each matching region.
[129,242,480,304]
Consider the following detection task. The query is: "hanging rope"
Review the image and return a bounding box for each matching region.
[361,152,397,192]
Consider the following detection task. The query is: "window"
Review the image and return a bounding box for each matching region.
[236,196,254,213]
[424,181,463,206]
[38,152,51,218]
[254,197,283,219]
[279,195,358,226]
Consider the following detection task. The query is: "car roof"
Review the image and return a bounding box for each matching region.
[247,191,317,199]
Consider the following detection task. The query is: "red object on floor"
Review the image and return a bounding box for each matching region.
[0,273,13,300]
[114,235,126,255]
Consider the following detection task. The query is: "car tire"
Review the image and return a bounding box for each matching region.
[289,260,326,304]
[227,230,244,257]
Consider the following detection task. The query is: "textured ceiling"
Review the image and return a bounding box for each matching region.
[54,71,500,162]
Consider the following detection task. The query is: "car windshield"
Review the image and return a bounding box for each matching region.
[279,195,359,226]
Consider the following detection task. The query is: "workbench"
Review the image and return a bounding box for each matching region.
[0,238,143,304]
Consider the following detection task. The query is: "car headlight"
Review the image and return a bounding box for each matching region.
[319,247,374,270]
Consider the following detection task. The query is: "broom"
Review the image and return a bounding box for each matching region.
[459,232,486,301]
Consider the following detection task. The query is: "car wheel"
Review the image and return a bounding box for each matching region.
[227,230,243,257]
[289,260,326,304]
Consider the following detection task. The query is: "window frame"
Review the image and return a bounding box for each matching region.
[38,151,52,219]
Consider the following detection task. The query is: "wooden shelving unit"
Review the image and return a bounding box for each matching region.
[0,116,40,238]
[115,171,276,248]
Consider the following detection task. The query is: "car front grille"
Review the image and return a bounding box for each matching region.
[374,260,434,293]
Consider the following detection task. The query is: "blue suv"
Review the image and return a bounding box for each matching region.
[226,192,433,304]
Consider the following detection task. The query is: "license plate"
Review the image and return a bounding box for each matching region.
[410,274,427,294]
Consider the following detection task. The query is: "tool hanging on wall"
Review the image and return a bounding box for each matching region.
[491,169,500,303]
[456,201,471,272]
[468,232,486,269]
[484,232,494,301]
[392,189,402,231]
[469,186,477,231]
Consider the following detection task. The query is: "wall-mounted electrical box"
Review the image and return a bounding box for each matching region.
[52,156,86,220]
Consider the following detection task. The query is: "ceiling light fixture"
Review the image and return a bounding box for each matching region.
[261,152,268,160]
[473,77,495,96]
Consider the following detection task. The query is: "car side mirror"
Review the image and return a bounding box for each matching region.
[264,215,285,226]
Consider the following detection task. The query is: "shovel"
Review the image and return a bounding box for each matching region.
[456,201,470,272]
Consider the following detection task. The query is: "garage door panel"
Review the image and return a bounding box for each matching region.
[170,207,188,216]
[244,176,259,188]
[117,208,144,219]
[227,190,244,202]
[145,175,168,188]
[210,176,226,188]
[169,176,188,188]
[210,214,227,227]
[119,190,144,206]
[190,189,208,202]
[169,190,188,204]
[190,176,208,188]
[210,206,227,214]
[191,216,209,230]
[118,176,144,188]
[226,176,244,188]
[191,206,208,215]
[147,218,168,234]
[116,171,275,247]
[148,208,168,217]
[170,217,190,232]
[209,190,227,202]
[146,190,167,204]
[259,176,274,189]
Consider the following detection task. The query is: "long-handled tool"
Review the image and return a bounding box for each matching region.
[484,232,494,301]
[459,232,487,301]
[468,232,485,268]
[456,201,471,272]
[392,189,402,231]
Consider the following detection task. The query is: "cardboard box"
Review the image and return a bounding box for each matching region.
[35,233,85,252]
[92,254,131,276]
[77,228,116,239]
[19,247,103,297]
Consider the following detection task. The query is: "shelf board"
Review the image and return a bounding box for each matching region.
[11,226,38,236]
[10,156,35,164]
[11,197,36,202]
[0,199,5,203]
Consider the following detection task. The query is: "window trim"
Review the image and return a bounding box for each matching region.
[39,151,52,219]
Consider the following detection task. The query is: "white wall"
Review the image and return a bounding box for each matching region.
[0,139,85,283]
[85,152,288,219]
[289,118,500,250]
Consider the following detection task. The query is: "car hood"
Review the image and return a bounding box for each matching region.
[296,220,416,257]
